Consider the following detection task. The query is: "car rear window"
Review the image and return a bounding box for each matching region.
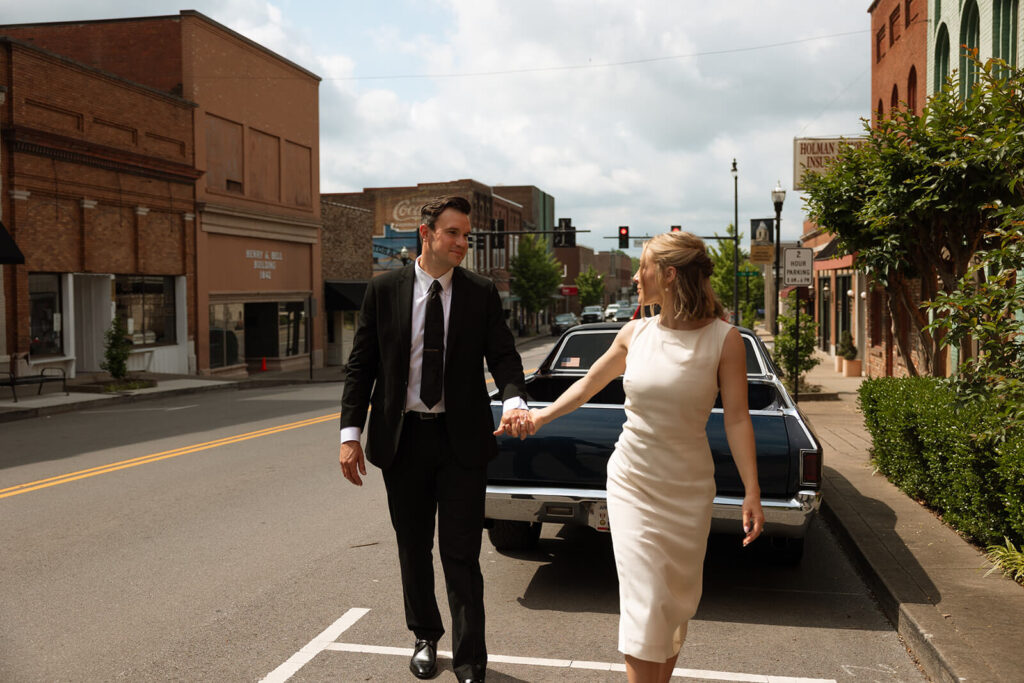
[551,329,768,376]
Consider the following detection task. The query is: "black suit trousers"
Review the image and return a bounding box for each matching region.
[383,414,488,680]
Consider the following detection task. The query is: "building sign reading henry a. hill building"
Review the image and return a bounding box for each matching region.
[793,136,867,191]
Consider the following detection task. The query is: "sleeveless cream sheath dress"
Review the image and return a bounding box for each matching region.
[606,316,732,661]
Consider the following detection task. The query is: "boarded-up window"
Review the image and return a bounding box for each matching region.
[205,114,244,194]
[248,128,281,203]
[283,141,312,207]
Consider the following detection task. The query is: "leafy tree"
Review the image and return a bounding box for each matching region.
[802,58,1024,376]
[510,234,562,332]
[575,265,604,307]
[708,224,763,321]
[772,291,819,393]
[101,317,132,382]
[926,213,1024,438]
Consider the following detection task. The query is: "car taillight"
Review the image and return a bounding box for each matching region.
[800,448,821,486]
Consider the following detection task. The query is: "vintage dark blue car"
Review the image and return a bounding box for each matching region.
[487,322,823,562]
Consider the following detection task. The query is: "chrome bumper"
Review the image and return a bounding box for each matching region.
[485,486,821,539]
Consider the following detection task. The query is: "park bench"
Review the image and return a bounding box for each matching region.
[1,353,68,403]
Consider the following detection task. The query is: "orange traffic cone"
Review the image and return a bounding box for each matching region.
[261,357,267,372]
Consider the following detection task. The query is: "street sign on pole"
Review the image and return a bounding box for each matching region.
[560,286,578,296]
[783,247,813,287]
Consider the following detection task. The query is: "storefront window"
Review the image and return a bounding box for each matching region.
[29,273,63,356]
[278,301,307,357]
[114,276,176,345]
[209,303,246,369]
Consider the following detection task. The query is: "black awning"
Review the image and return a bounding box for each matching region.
[814,238,841,261]
[0,221,25,265]
[325,280,367,311]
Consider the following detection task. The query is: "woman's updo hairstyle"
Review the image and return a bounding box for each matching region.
[644,231,725,321]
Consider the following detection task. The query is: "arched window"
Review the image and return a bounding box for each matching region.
[877,99,885,125]
[908,66,918,112]
[891,84,900,112]
[960,0,981,97]
[993,0,1019,70]
[934,23,950,93]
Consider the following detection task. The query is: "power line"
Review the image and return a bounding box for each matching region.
[333,29,869,81]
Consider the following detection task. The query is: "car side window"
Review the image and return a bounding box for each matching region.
[743,336,760,375]
[552,331,614,372]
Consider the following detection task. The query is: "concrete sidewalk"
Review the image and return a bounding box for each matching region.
[799,350,1024,683]
[3,334,1021,681]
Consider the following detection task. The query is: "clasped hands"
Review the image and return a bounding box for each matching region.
[493,408,545,439]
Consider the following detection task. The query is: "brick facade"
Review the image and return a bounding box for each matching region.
[0,36,198,373]
[2,11,322,376]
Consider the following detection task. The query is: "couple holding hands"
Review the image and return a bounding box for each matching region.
[339,195,763,683]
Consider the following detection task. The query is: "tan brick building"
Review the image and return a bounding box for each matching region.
[320,197,372,367]
[1,11,322,376]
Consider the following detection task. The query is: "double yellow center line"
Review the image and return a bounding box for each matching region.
[0,412,340,500]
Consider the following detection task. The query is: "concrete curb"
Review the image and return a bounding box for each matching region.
[822,474,1001,683]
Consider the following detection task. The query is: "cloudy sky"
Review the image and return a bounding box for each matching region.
[1,0,871,251]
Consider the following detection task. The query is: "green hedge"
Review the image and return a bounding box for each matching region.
[858,377,1024,547]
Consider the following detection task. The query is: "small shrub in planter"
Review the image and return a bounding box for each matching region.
[100,317,132,382]
[836,330,858,361]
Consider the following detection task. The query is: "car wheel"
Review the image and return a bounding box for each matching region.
[487,520,542,551]
[769,536,805,564]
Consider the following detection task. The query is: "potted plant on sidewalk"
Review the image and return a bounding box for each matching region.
[837,330,861,377]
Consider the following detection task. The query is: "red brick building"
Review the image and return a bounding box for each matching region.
[1,11,322,376]
[866,0,929,377]
[326,179,531,322]
[0,36,198,377]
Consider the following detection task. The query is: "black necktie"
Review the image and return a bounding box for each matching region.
[420,280,444,408]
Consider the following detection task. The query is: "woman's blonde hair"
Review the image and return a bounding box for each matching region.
[642,231,724,321]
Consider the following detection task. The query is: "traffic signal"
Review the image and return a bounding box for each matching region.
[618,226,629,249]
[670,225,682,232]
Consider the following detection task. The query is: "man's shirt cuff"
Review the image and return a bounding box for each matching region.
[340,427,361,445]
[502,396,528,413]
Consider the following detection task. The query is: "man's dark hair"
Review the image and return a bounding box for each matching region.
[421,195,472,228]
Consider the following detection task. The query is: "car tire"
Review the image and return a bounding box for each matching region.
[769,536,805,564]
[487,520,542,551]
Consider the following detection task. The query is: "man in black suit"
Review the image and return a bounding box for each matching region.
[339,195,529,682]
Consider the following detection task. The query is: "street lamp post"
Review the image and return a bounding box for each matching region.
[399,245,411,266]
[731,159,739,326]
[771,180,786,335]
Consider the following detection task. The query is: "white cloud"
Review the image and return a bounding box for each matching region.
[0,0,871,244]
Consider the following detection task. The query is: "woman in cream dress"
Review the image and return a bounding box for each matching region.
[525,232,764,683]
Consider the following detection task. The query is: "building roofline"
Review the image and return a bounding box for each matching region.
[0,36,196,107]
[0,10,321,82]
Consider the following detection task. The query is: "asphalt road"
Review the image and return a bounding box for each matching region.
[0,340,926,682]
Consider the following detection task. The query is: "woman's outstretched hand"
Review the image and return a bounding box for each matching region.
[741,493,765,546]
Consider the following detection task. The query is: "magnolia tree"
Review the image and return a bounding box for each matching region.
[802,58,1024,376]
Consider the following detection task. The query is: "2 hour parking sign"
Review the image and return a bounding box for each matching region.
[783,247,813,287]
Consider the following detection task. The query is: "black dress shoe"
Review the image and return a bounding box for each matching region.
[460,678,484,683]
[409,639,437,679]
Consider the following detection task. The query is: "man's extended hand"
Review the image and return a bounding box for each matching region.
[493,408,534,439]
[339,440,367,486]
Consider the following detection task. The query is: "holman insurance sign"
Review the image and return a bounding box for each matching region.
[792,137,867,191]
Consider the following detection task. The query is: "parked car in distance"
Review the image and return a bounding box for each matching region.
[581,305,604,324]
[613,304,637,321]
[486,322,823,563]
[603,303,619,320]
[549,312,580,336]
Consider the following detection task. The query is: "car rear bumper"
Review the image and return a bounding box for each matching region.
[485,486,820,538]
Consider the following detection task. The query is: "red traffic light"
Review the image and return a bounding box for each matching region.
[670,225,681,232]
[618,226,629,248]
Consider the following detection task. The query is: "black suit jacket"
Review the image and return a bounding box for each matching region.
[341,265,527,470]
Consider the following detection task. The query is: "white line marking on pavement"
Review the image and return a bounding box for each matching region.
[260,608,370,683]
[324,639,835,682]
